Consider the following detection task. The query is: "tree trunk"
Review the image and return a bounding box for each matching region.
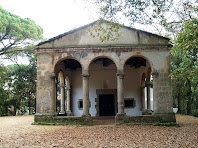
[187,98,192,115]
[186,78,192,115]
[177,92,181,114]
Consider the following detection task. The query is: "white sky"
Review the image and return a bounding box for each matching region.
[0,0,98,39]
[0,0,99,65]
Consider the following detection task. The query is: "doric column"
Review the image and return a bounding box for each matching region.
[141,86,145,114]
[59,83,66,114]
[55,78,58,114]
[151,70,159,114]
[49,72,56,115]
[66,85,72,116]
[116,71,125,115]
[146,81,152,113]
[82,73,91,117]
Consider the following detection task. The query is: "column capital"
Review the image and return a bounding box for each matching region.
[81,74,90,79]
[151,70,159,78]
[146,81,153,87]
[49,72,56,79]
[116,70,125,79]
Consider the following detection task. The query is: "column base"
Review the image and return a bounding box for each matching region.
[59,111,66,115]
[144,109,152,115]
[141,109,145,115]
[82,113,91,117]
[116,113,126,117]
[66,110,73,116]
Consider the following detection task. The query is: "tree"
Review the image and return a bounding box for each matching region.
[7,51,37,115]
[0,64,9,116]
[171,18,198,115]
[84,0,197,38]
[0,6,43,56]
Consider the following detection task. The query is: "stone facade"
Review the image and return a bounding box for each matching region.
[34,20,176,125]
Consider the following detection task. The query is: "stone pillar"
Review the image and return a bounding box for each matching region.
[82,73,91,117]
[141,86,145,114]
[152,71,159,114]
[66,85,72,116]
[59,83,66,115]
[55,78,58,114]
[145,81,152,114]
[49,72,56,115]
[116,71,125,116]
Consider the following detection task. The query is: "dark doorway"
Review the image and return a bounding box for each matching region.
[99,94,115,116]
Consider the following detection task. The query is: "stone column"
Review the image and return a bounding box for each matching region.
[66,85,72,116]
[49,72,56,115]
[116,71,125,116]
[141,86,145,114]
[146,81,152,114]
[82,73,91,117]
[55,78,58,114]
[59,83,66,115]
[151,71,159,114]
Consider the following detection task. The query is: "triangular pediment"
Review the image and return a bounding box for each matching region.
[38,20,170,49]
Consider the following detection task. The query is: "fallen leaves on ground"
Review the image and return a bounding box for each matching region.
[0,114,198,147]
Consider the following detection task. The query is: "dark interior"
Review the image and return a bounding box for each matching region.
[99,94,115,116]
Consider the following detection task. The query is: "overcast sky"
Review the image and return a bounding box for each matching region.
[0,0,100,65]
[0,0,98,39]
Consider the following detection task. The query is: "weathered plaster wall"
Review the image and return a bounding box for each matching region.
[39,23,169,49]
[36,49,170,116]
[70,61,149,116]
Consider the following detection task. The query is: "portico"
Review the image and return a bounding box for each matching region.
[34,20,176,125]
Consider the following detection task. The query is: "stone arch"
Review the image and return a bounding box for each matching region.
[88,56,118,116]
[88,56,118,70]
[123,55,153,71]
[54,56,83,73]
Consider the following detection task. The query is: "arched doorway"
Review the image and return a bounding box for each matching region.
[89,57,117,116]
[55,58,82,116]
[124,56,153,115]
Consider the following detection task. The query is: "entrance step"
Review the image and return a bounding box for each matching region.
[93,116,115,125]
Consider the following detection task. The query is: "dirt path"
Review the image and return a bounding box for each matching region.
[0,114,198,147]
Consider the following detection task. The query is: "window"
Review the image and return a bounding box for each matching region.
[78,99,83,110]
[124,98,135,108]
[78,99,91,110]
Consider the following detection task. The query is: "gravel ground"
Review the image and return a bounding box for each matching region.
[0,114,198,148]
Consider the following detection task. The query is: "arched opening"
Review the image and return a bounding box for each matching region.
[124,56,153,115]
[55,59,82,116]
[89,57,117,116]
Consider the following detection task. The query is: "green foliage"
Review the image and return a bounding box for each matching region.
[86,0,197,38]
[0,50,37,116]
[88,19,122,42]
[0,6,44,55]
[0,64,9,116]
[7,52,37,115]
[171,19,198,115]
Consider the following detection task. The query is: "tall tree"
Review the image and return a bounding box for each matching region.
[0,64,9,116]
[0,6,43,56]
[7,51,37,115]
[171,18,198,115]
[84,0,197,38]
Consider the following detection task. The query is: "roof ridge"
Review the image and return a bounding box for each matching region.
[38,19,170,46]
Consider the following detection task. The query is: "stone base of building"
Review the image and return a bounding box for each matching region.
[34,113,176,126]
[34,115,93,125]
[115,113,176,125]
